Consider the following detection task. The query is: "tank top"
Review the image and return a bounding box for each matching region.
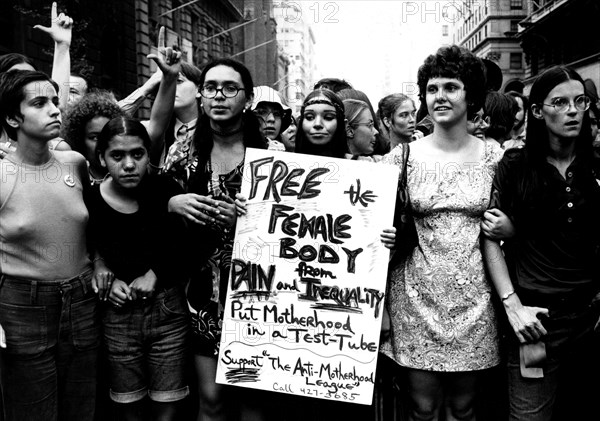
[0,152,90,280]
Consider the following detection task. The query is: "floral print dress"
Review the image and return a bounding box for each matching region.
[380,140,503,371]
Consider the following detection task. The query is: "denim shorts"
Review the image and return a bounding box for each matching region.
[103,285,190,403]
[0,268,99,421]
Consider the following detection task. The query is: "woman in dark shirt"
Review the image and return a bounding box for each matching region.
[167,57,267,421]
[483,65,600,421]
[88,117,190,421]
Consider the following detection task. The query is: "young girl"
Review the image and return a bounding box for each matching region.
[87,117,190,421]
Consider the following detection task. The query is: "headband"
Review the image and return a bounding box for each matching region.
[302,98,344,114]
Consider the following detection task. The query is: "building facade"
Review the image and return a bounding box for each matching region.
[451,0,527,92]
[517,0,600,92]
[273,2,316,115]
[2,0,283,117]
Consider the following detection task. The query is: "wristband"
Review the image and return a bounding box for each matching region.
[501,289,515,302]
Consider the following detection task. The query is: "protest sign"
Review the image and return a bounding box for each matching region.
[216,148,399,405]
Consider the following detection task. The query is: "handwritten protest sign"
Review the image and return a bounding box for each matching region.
[216,148,399,405]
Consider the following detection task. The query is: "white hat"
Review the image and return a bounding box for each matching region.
[251,86,291,112]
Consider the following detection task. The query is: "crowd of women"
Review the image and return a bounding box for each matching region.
[1,6,600,421]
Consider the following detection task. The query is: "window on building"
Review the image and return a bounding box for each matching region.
[485,25,488,36]
[510,20,519,32]
[510,0,523,10]
[442,25,448,36]
[510,53,523,69]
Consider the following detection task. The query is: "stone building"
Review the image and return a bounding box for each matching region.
[1,0,281,117]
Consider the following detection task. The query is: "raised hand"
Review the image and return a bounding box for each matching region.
[34,2,73,46]
[147,26,182,78]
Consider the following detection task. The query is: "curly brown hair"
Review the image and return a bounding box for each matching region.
[61,90,126,154]
[417,45,487,116]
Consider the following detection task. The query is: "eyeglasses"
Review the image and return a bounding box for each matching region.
[200,84,245,99]
[352,121,375,130]
[254,108,284,119]
[472,114,490,125]
[542,95,590,113]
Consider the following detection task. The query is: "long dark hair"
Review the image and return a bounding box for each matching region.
[192,58,266,168]
[517,65,594,201]
[96,116,151,156]
[0,53,36,73]
[295,89,347,158]
[525,65,593,165]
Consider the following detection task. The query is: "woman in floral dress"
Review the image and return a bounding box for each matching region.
[380,45,503,421]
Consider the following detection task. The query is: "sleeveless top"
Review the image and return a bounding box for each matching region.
[0,152,90,280]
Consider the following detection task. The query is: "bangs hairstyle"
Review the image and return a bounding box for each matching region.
[525,65,592,164]
[199,58,254,100]
[417,45,487,115]
[0,53,36,73]
[193,58,266,165]
[61,90,125,153]
[96,116,151,156]
[295,88,347,158]
[0,70,58,139]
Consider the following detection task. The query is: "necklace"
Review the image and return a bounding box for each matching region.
[89,167,107,185]
[211,125,243,137]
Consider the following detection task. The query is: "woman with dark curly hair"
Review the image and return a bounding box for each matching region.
[380,45,503,421]
[61,90,125,184]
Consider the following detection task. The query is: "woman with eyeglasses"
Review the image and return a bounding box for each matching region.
[482,65,600,421]
[379,45,504,421]
[466,107,490,139]
[343,99,379,160]
[377,93,417,148]
[167,58,267,421]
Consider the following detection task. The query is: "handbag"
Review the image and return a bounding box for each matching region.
[390,143,418,267]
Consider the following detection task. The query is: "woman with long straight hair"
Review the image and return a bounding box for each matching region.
[483,65,600,421]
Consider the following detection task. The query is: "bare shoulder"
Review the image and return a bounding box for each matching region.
[407,135,434,160]
[53,150,86,166]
